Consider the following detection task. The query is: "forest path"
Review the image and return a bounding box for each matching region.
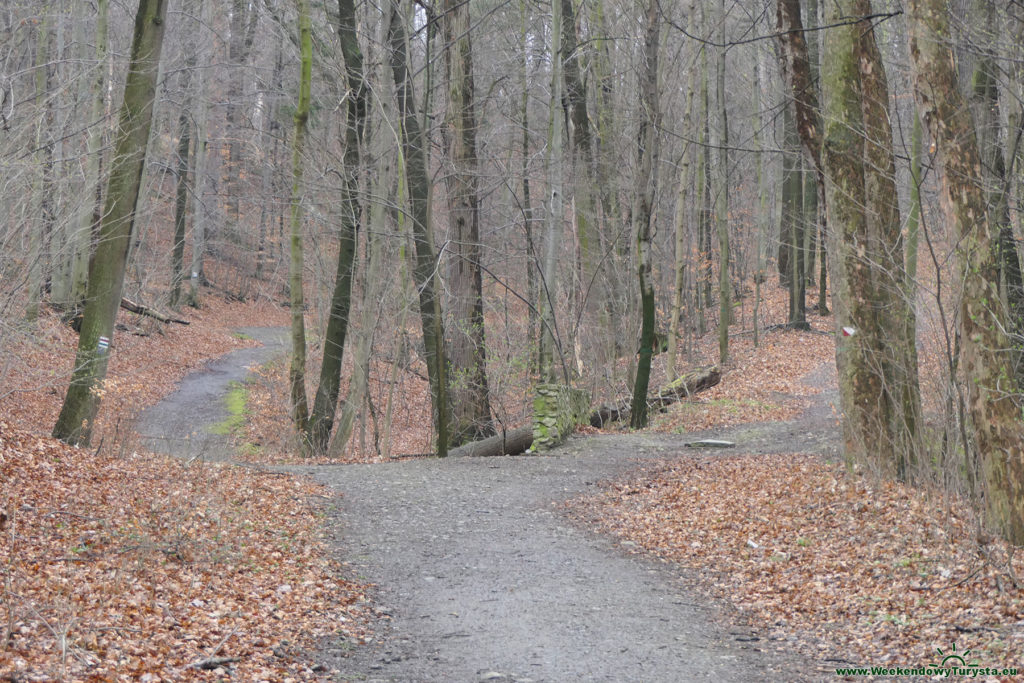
[135,327,838,681]
[294,364,840,682]
[134,326,287,461]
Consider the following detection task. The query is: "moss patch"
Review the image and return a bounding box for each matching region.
[209,381,248,436]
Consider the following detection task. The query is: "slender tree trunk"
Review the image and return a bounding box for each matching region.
[306,0,367,454]
[540,0,565,384]
[63,0,108,310]
[629,0,660,429]
[27,13,53,323]
[667,37,697,380]
[171,108,190,308]
[696,33,711,337]
[715,0,730,363]
[778,103,798,289]
[188,0,210,307]
[171,9,196,309]
[908,0,1024,542]
[777,0,828,317]
[520,0,539,373]
[388,1,449,456]
[287,0,313,442]
[53,0,169,445]
[223,0,258,248]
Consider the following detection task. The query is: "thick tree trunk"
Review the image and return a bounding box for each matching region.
[52,0,169,446]
[388,2,449,456]
[908,0,1024,543]
[968,15,1024,377]
[821,0,921,480]
[442,0,494,445]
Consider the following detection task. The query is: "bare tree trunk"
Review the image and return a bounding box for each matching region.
[520,0,539,373]
[53,0,169,445]
[287,0,313,443]
[388,1,449,456]
[629,0,660,429]
[66,0,108,310]
[908,0,1024,542]
[441,0,494,445]
[171,3,196,308]
[697,22,712,337]
[223,0,258,250]
[540,0,565,384]
[714,0,730,363]
[666,27,697,381]
[821,0,921,480]
[776,0,828,317]
[306,0,368,454]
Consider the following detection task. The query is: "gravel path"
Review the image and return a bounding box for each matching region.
[136,328,841,681]
[134,327,287,460]
[296,367,841,682]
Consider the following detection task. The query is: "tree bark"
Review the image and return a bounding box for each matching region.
[776,0,827,316]
[53,0,169,446]
[287,0,313,443]
[441,0,494,445]
[908,0,1024,542]
[388,1,449,456]
[306,0,367,454]
[629,0,660,430]
[821,0,921,480]
[171,25,194,310]
[715,0,731,364]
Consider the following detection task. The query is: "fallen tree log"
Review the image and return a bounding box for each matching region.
[446,425,534,458]
[590,366,720,426]
[120,297,190,325]
[653,365,721,403]
[445,366,722,457]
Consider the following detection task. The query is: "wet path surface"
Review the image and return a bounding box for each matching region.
[134,326,286,460]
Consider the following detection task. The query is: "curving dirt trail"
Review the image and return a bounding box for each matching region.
[134,326,287,460]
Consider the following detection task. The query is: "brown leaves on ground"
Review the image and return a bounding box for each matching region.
[574,454,1024,673]
[0,421,370,681]
[0,294,370,681]
[0,297,288,441]
[649,319,835,434]
[239,352,435,465]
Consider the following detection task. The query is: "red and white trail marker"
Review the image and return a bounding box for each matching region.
[841,326,856,337]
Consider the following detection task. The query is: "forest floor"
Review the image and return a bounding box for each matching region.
[2,292,1023,680]
[0,298,374,681]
